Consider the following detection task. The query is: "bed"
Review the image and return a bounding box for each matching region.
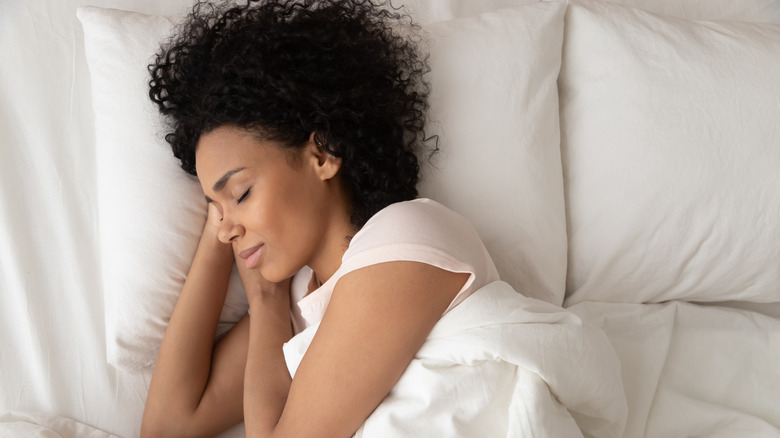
[1,0,779,436]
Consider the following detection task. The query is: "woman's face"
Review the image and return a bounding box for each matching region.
[195,125,349,283]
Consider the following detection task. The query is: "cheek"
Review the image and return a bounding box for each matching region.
[274,189,325,249]
[276,168,322,213]
[249,167,328,242]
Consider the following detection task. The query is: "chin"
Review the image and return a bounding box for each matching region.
[259,265,292,284]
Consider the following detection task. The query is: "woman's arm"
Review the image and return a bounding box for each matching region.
[141,204,249,438]
[244,261,469,438]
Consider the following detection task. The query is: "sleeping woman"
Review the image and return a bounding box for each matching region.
[140,0,502,436]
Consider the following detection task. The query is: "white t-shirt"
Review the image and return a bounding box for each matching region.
[292,198,499,332]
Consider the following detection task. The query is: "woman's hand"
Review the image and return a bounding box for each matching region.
[236,237,295,438]
[232,241,292,307]
[201,202,236,265]
[204,202,226,239]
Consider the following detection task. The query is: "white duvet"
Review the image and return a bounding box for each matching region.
[284,281,628,437]
[570,301,780,438]
[0,412,119,438]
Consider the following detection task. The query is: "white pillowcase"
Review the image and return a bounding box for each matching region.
[602,0,780,23]
[78,6,249,371]
[560,0,780,305]
[79,0,569,371]
[401,0,539,24]
[419,1,568,305]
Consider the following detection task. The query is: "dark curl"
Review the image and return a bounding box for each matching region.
[149,0,432,228]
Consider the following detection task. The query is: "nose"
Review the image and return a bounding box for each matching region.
[217,215,244,244]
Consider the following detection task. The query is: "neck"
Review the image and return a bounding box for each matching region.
[307,193,356,285]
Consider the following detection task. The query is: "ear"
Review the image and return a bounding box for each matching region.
[306,132,342,181]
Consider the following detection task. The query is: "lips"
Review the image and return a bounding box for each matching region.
[238,244,264,269]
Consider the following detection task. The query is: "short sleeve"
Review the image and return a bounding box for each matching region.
[296,198,499,328]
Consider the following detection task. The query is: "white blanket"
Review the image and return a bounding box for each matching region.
[569,301,780,437]
[284,281,627,437]
[0,411,120,438]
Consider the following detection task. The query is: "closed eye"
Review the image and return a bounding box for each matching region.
[237,188,251,204]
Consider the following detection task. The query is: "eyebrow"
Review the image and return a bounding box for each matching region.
[213,167,245,192]
[205,167,245,203]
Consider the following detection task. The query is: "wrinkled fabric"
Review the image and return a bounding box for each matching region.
[285,281,628,438]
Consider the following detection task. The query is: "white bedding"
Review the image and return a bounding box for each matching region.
[0,2,230,437]
[570,301,780,437]
[2,0,779,437]
[285,281,627,437]
[0,412,119,438]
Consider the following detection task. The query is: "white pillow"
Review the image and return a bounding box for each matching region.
[560,0,780,305]
[601,0,780,24]
[78,0,569,371]
[401,0,540,24]
[78,6,249,371]
[419,1,568,305]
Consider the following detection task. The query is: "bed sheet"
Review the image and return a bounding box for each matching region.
[569,301,780,438]
[2,0,779,437]
[0,0,245,436]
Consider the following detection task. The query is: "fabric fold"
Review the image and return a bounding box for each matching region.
[284,280,627,438]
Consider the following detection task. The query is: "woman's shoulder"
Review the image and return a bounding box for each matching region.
[297,199,498,328]
[358,198,474,240]
[345,198,490,265]
[379,198,459,218]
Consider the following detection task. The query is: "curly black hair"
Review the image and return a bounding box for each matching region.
[148,0,431,228]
